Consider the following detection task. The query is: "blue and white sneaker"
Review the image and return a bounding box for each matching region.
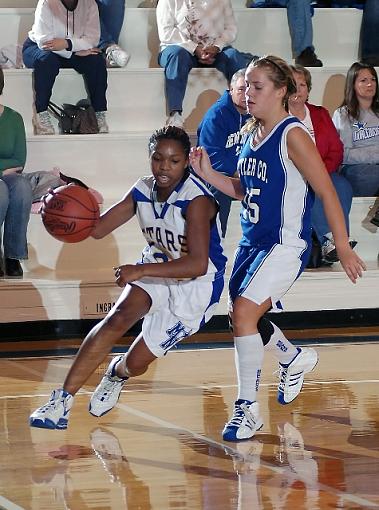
[89,355,127,417]
[29,388,74,430]
[277,347,318,405]
[222,400,263,442]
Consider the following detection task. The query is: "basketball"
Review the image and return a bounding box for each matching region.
[41,184,100,243]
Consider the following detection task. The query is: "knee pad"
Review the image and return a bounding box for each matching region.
[257,317,274,346]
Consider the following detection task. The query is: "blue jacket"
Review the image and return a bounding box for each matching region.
[197,90,250,177]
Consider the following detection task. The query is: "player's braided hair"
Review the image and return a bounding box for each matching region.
[148,126,191,158]
[242,55,297,134]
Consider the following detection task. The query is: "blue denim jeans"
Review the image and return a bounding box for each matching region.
[312,172,353,242]
[96,0,125,48]
[23,38,108,113]
[0,174,32,259]
[158,45,253,113]
[360,0,379,63]
[249,0,314,57]
[340,164,379,197]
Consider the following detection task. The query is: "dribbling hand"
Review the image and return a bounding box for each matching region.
[114,264,144,287]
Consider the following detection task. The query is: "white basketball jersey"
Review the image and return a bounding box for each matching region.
[131,172,227,280]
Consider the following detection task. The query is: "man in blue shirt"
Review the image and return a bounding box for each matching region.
[197,68,251,237]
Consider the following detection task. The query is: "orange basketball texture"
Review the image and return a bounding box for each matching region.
[41,185,100,243]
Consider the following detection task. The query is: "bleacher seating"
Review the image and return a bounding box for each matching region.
[0,2,377,324]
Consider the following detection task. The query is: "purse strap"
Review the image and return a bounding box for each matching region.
[48,101,64,117]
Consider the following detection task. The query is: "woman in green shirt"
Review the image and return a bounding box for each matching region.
[0,68,32,278]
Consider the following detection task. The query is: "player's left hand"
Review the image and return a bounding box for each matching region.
[337,245,366,284]
[113,264,143,287]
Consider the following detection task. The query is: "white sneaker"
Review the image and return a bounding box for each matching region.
[105,44,130,68]
[29,388,74,430]
[89,355,127,417]
[166,111,184,128]
[95,111,109,133]
[277,347,318,405]
[33,110,55,135]
[222,400,263,442]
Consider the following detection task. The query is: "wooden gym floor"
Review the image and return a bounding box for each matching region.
[0,339,379,510]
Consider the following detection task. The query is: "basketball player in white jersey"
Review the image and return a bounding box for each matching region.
[29,126,226,430]
[190,56,366,442]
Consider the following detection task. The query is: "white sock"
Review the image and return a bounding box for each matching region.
[235,333,264,402]
[264,322,299,365]
[113,356,130,379]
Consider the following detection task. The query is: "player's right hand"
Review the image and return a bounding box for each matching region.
[114,264,144,287]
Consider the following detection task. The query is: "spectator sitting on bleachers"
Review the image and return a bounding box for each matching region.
[332,62,379,199]
[96,0,130,68]
[197,68,251,238]
[0,68,32,278]
[247,0,322,67]
[289,64,355,264]
[157,0,257,128]
[22,0,108,135]
[360,0,379,67]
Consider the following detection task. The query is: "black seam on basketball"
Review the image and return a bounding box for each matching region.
[42,211,98,220]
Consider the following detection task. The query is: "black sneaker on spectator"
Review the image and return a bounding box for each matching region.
[4,258,23,278]
[322,236,357,264]
[295,47,323,67]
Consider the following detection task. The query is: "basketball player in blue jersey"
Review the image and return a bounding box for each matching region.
[29,126,226,430]
[190,55,366,442]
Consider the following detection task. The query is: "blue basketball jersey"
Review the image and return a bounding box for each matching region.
[131,172,227,280]
[237,116,314,251]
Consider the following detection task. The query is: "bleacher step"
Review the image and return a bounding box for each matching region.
[0,7,363,68]
[3,66,355,134]
[0,262,377,323]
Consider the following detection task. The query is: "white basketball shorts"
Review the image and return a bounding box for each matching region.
[133,275,224,357]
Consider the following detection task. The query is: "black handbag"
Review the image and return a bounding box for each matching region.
[48,99,99,134]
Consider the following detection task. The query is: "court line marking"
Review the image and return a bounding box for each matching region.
[2,378,379,402]
[0,495,25,510]
[2,376,379,402]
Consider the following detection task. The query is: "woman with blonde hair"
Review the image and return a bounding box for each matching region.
[191,55,365,442]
